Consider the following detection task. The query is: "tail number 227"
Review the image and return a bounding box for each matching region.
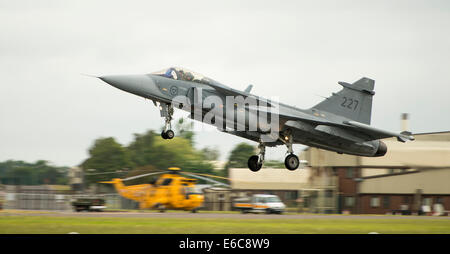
[341,97,359,110]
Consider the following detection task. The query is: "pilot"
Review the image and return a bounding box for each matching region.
[178,69,186,80]
[185,72,194,81]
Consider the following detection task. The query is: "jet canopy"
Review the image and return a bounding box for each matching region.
[152,67,213,85]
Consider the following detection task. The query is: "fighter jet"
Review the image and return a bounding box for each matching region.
[97,67,415,172]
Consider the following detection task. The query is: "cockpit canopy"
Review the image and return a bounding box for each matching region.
[152,67,213,85]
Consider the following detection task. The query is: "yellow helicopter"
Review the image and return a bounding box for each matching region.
[100,167,229,212]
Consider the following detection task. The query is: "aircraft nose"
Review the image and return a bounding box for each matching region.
[99,74,146,94]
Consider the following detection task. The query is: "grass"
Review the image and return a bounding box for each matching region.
[0,214,449,234]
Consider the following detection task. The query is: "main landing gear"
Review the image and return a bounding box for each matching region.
[248,142,265,172]
[284,153,300,171]
[247,131,300,172]
[281,132,300,171]
[160,103,175,140]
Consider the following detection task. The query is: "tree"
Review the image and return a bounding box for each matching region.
[127,130,158,167]
[150,135,214,173]
[224,143,255,175]
[80,129,219,187]
[174,118,194,145]
[81,137,133,184]
[201,146,220,161]
[126,129,212,173]
[122,165,159,186]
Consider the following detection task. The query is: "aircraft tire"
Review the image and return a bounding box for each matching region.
[165,130,175,139]
[285,154,299,170]
[161,131,168,139]
[248,155,262,172]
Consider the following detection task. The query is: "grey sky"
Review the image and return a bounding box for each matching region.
[1,0,449,167]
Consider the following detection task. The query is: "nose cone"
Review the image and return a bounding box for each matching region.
[99,74,148,95]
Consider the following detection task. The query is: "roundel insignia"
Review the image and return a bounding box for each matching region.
[170,86,178,95]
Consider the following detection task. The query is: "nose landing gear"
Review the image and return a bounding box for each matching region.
[161,129,174,139]
[160,103,174,140]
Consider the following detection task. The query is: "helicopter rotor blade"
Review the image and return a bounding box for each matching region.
[181,172,230,187]
[85,171,125,176]
[188,172,231,181]
[122,171,169,181]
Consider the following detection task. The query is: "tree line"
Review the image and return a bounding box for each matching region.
[0,160,68,185]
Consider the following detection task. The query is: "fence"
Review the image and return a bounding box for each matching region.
[4,193,71,210]
[1,186,141,211]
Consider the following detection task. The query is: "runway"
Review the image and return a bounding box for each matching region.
[2,210,449,220]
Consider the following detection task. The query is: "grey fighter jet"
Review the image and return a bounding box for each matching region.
[97,67,415,172]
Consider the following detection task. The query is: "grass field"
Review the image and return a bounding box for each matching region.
[1,214,449,234]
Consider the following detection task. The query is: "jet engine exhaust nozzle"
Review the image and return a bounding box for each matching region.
[374,141,387,157]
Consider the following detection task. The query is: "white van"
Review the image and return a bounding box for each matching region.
[234,194,286,214]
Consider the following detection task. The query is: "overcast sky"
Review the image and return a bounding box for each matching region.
[1,0,449,167]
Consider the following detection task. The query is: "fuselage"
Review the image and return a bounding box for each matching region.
[99,72,386,158]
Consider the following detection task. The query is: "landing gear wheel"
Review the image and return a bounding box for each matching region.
[159,103,174,140]
[285,153,299,170]
[161,130,174,139]
[248,155,262,172]
[165,130,174,139]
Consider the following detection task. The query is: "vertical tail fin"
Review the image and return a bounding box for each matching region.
[99,178,126,194]
[312,77,375,124]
